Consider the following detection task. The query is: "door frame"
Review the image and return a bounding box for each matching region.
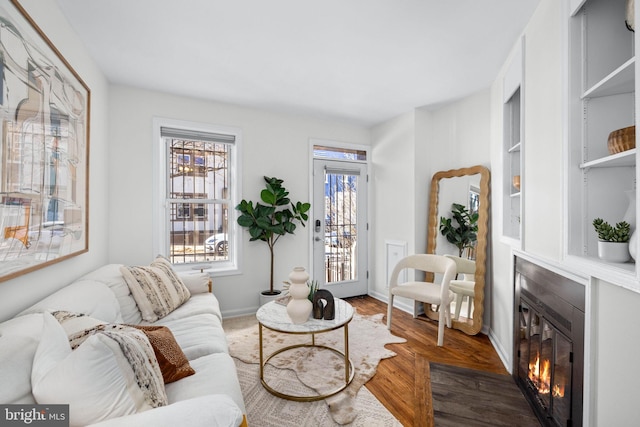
[308,138,371,297]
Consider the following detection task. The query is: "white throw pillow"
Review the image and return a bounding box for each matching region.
[178,272,211,294]
[32,313,168,427]
[120,256,191,322]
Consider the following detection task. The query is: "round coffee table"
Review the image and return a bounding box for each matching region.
[255,298,355,402]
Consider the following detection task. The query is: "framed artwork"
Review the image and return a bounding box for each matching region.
[0,0,90,281]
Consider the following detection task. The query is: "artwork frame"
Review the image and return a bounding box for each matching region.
[0,0,90,282]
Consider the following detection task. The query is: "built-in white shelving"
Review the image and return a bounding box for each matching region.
[567,0,638,279]
[502,38,524,245]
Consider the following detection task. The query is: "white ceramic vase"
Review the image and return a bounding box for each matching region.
[286,267,312,324]
[623,190,636,261]
[597,241,631,263]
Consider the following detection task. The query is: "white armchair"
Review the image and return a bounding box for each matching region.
[444,254,476,320]
[386,254,456,346]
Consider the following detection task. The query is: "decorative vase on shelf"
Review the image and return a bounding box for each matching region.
[623,190,636,230]
[286,267,312,324]
[623,190,636,262]
[597,241,631,263]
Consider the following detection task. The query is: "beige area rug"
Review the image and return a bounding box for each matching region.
[223,312,406,426]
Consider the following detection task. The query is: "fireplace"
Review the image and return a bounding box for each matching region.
[513,257,584,427]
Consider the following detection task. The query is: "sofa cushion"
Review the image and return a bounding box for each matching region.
[142,293,222,325]
[32,313,168,426]
[80,264,142,324]
[152,313,229,360]
[165,353,246,414]
[132,325,195,384]
[120,257,191,322]
[0,313,46,404]
[18,280,122,323]
[88,394,244,427]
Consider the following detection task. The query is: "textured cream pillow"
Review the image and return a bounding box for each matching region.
[32,313,167,427]
[120,256,191,322]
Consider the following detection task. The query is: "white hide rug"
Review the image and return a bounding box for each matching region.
[223,312,406,426]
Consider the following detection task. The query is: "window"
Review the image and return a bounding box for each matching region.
[154,119,240,273]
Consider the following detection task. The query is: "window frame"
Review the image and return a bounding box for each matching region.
[152,117,242,275]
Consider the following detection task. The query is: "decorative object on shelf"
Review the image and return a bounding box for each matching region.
[623,190,636,229]
[593,218,631,262]
[285,267,312,324]
[312,290,335,320]
[236,176,311,300]
[439,203,479,257]
[512,175,521,191]
[623,190,637,261]
[626,0,635,32]
[607,125,635,154]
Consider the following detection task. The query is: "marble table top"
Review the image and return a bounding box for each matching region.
[256,297,354,333]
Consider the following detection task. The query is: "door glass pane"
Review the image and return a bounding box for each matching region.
[324,172,358,283]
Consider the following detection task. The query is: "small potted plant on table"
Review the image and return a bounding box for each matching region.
[593,218,631,263]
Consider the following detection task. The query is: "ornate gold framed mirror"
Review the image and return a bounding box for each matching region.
[426,165,490,335]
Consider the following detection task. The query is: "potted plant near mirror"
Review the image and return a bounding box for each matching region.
[236,176,311,304]
[593,218,631,263]
[439,203,479,258]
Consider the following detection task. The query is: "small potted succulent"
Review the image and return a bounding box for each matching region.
[593,218,631,262]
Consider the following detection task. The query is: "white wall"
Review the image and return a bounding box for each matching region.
[522,0,564,260]
[370,111,417,301]
[108,86,370,316]
[0,0,110,323]
[370,90,491,309]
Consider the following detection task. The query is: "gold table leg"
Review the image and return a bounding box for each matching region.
[259,323,355,402]
[344,323,349,383]
[259,323,264,380]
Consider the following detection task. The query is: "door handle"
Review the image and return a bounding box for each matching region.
[314,237,321,242]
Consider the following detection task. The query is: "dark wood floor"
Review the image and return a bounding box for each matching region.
[346,295,510,427]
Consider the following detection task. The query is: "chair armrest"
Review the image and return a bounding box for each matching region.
[88,395,245,427]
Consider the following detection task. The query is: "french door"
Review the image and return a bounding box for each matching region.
[312,159,368,298]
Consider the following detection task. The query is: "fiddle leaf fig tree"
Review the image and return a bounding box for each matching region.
[236,176,311,295]
[439,203,479,257]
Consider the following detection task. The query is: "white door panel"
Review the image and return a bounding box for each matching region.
[312,159,367,298]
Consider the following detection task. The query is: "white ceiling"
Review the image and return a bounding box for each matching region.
[55,0,540,126]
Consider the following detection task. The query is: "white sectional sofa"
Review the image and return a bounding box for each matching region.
[0,262,247,427]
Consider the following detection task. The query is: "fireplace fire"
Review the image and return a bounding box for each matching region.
[514,257,584,427]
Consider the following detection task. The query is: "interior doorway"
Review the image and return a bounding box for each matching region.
[311,144,368,298]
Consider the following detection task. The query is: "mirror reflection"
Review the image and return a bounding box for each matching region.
[426,166,490,335]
